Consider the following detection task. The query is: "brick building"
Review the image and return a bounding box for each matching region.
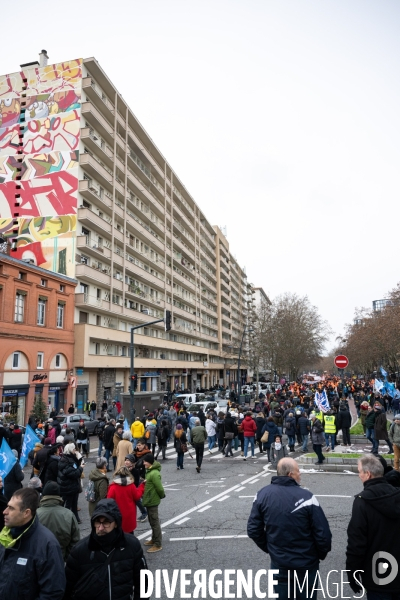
[0,253,76,423]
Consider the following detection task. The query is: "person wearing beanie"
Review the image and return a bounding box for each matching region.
[27,476,43,495]
[142,453,165,553]
[65,499,147,600]
[37,481,80,560]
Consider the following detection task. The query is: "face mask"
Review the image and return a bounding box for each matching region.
[275,442,282,450]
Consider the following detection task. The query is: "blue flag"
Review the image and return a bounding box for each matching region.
[314,390,330,413]
[20,424,41,468]
[0,438,17,479]
[381,366,388,378]
[124,418,131,434]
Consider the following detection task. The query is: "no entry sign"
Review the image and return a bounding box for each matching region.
[334,355,349,369]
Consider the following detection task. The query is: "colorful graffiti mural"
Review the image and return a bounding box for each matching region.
[0,58,82,278]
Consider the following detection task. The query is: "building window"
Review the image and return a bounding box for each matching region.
[121,346,126,356]
[12,352,20,369]
[15,293,25,322]
[58,249,66,275]
[55,354,61,368]
[57,303,64,328]
[18,272,26,280]
[95,343,100,355]
[79,311,88,323]
[40,278,47,287]
[80,283,88,295]
[37,352,44,369]
[60,284,65,292]
[37,299,46,326]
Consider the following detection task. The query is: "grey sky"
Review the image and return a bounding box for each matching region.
[1,0,399,349]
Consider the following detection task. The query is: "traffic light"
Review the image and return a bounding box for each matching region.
[165,309,172,331]
[130,374,138,390]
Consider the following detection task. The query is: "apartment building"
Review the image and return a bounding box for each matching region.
[0,53,254,410]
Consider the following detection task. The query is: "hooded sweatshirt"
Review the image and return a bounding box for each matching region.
[346,477,400,593]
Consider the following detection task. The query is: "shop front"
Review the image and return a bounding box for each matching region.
[1,385,29,425]
[48,383,68,413]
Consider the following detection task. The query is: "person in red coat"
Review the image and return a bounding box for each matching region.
[242,412,257,460]
[107,467,145,534]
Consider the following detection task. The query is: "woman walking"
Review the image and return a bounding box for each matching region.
[107,466,145,534]
[155,420,169,460]
[115,431,133,472]
[174,424,187,470]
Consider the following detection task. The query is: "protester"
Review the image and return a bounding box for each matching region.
[242,411,257,460]
[270,435,288,469]
[107,467,145,534]
[76,419,90,458]
[174,423,187,470]
[191,418,208,473]
[4,449,24,499]
[115,430,133,471]
[337,403,352,446]
[346,454,400,596]
[130,417,145,449]
[142,453,165,553]
[103,419,116,471]
[0,488,66,600]
[124,453,148,523]
[389,414,400,471]
[58,442,83,524]
[64,499,147,600]
[310,413,326,465]
[88,457,110,517]
[37,481,80,560]
[247,457,332,600]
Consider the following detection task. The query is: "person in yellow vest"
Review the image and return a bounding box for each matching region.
[312,409,324,425]
[130,417,145,449]
[323,410,337,451]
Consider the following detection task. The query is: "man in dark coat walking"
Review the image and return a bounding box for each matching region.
[337,404,352,446]
[64,499,147,600]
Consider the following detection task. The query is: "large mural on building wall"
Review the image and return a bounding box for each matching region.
[0,59,82,278]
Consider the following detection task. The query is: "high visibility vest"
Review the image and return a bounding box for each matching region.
[314,411,324,423]
[324,415,336,434]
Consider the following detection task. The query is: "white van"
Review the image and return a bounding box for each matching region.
[174,393,206,406]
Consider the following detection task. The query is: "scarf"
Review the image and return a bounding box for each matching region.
[274,442,282,451]
[113,475,133,486]
[0,517,35,548]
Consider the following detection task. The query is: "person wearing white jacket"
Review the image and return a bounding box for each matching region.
[205,416,217,451]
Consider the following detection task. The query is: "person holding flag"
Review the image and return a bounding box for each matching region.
[20,424,41,469]
[0,436,17,490]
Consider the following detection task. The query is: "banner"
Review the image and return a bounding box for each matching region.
[0,438,17,479]
[19,424,41,468]
[124,418,131,434]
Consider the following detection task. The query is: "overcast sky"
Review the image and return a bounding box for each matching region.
[2,0,399,350]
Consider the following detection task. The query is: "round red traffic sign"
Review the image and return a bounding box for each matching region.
[334,355,349,369]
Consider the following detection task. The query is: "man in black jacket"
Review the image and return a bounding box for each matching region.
[64,498,147,600]
[103,419,116,472]
[0,488,65,600]
[337,404,352,446]
[346,455,400,598]
[248,457,331,599]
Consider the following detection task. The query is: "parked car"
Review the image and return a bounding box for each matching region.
[55,413,99,437]
[186,401,220,414]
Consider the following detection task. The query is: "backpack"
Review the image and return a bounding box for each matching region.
[84,480,96,502]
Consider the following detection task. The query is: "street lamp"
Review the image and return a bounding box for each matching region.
[237,327,254,399]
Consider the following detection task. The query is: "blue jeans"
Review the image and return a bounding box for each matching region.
[244,436,255,457]
[97,440,103,457]
[325,433,336,449]
[90,410,96,420]
[136,499,147,517]
[287,435,295,447]
[207,435,215,450]
[233,436,239,451]
[301,434,309,451]
[176,452,184,469]
[104,448,111,468]
[133,438,138,449]
[277,427,283,435]
[270,562,319,600]
[367,427,375,446]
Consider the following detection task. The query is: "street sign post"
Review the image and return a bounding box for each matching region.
[334,355,349,369]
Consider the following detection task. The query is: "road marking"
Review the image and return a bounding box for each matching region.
[315,495,352,498]
[239,495,256,498]
[175,517,191,525]
[197,505,212,512]
[248,479,260,484]
[217,495,230,502]
[136,470,268,540]
[170,535,249,541]
[235,486,246,492]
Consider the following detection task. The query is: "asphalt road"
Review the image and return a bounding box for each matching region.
[73,437,366,599]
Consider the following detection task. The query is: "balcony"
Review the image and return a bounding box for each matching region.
[77,207,112,236]
[75,292,106,310]
[75,263,111,286]
[81,127,113,170]
[80,153,112,191]
[76,236,111,261]
[82,77,114,119]
[81,102,114,144]
[79,179,113,211]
